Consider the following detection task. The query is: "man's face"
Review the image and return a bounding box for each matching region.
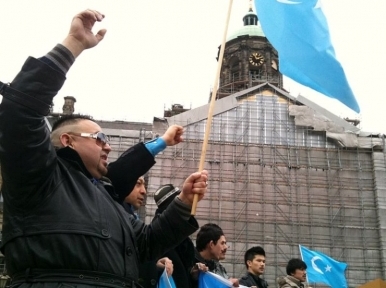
[210,235,228,261]
[124,177,146,210]
[247,254,266,276]
[291,268,306,282]
[70,120,111,179]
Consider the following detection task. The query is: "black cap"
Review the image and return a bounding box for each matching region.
[154,184,181,211]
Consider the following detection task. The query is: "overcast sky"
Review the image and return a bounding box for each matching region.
[1,0,385,133]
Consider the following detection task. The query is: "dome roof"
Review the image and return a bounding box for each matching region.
[227,25,265,41]
[226,4,265,42]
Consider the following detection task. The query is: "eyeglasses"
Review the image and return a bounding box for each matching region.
[69,132,110,146]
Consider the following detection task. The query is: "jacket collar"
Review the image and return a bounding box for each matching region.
[194,249,216,271]
[248,272,263,283]
[56,146,93,179]
[285,275,304,287]
[56,147,120,201]
[122,202,138,218]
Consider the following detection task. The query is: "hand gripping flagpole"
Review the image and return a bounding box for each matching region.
[191,0,233,215]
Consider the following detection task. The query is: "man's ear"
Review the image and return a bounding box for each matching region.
[247,260,252,268]
[59,133,73,148]
[208,240,214,249]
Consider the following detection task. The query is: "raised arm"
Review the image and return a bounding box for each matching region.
[0,10,106,206]
[106,125,184,202]
[61,9,106,57]
[132,170,208,262]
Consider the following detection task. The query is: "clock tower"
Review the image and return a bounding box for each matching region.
[216,2,283,100]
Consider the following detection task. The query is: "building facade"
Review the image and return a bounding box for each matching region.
[146,84,386,287]
[1,5,385,288]
[142,6,386,288]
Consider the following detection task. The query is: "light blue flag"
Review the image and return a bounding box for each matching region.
[198,271,232,288]
[157,268,176,288]
[254,0,360,113]
[299,245,348,288]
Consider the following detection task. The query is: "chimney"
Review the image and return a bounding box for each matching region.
[62,96,76,115]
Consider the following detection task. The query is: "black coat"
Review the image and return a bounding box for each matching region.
[0,57,199,287]
[138,212,196,288]
[164,238,195,288]
[239,272,269,288]
[191,249,229,288]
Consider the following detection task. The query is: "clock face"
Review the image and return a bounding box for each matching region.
[249,52,264,66]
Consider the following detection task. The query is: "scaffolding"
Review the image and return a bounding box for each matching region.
[145,91,386,287]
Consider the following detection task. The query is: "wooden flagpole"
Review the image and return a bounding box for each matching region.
[191,0,234,215]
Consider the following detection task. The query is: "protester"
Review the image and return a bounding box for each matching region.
[156,184,196,287]
[193,223,239,287]
[0,9,208,287]
[277,258,307,288]
[118,130,183,287]
[239,246,268,288]
[122,176,147,219]
[137,184,196,287]
[120,177,175,287]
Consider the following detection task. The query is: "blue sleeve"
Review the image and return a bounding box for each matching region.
[145,137,167,157]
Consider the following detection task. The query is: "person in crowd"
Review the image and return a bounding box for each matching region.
[139,184,197,288]
[239,246,268,288]
[277,258,307,288]
[122,176,146,219]
[122,178,174,286]
[0,9,208,287]
[193,223,239,287]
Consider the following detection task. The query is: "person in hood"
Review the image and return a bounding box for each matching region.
[122,176,146,219]
[277,258,307,288]
[123,178,174,286]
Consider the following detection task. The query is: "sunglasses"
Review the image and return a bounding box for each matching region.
[69,132,110,146]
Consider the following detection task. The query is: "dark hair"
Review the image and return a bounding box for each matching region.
[286,258,307,275]
[244,246,266,268]
[196,223,224,252]
[52,114,94,131]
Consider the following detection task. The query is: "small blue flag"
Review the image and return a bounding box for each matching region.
[254,0,360,113]
[198,271,233,288]
[157,268,176,288]
[299,245,348,288]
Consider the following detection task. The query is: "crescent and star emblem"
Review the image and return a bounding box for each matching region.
[311,256,324,274]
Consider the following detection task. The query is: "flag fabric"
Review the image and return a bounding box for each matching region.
[199,271,232,288]
[254,0,360,113]
[198,271,249,288]
[157,268,177,288]
[299,245,348,288]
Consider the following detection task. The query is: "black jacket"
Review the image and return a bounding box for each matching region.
[239,272,269,288]
[190,249,229,288]
[164,238,195,288]
[138,211,196,288]
[194,250,229,279]
[0,57,198,287]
